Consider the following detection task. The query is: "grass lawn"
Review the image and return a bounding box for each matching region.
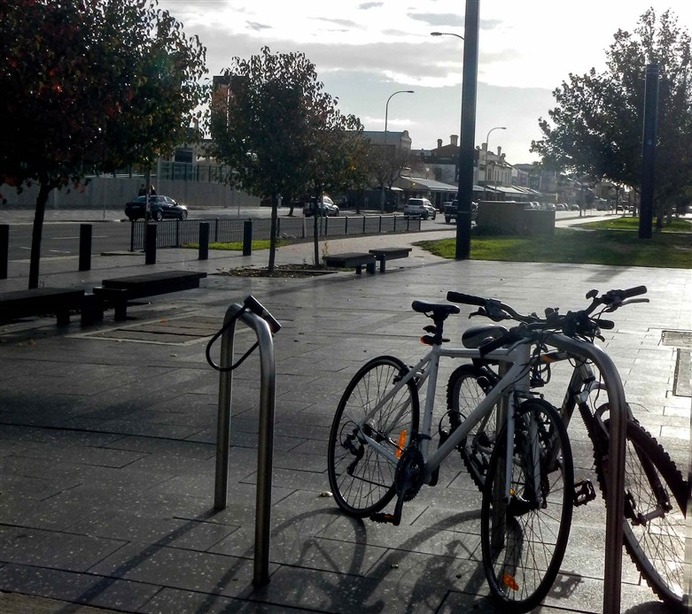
[183,239,281,251]
[415,218,692,268]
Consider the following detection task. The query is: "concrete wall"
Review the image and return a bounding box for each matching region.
[477,201,555,235]
[0,176,259,211]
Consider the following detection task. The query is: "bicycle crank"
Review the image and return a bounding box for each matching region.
[370,445,425,526]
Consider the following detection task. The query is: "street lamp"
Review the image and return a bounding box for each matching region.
[430,30,469,258]
[431,31,464,41]
[483,126,506,200]
[380,89,414,210]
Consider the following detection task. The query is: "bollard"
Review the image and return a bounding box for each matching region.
[199,222,210,260]
[79,224,92,271]
[242,219,252,256]
[0,224,8,279]
[145,223,157,264]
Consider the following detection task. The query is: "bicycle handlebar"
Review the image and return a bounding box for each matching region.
[447,285,647,345]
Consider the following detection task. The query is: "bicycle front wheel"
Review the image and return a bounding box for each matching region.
[481,398,574,612]
[327,355,419,517]
[595,418,688,612]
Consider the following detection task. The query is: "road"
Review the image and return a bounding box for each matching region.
[1,207,601,262]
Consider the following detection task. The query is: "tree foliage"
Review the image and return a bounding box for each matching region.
[531,9,692,220]
[0,0,207,287]
[210,47,368,269]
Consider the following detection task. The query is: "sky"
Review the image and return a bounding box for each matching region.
[158,0,692,165]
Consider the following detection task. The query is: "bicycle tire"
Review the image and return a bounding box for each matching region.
[447,363,497,491]
[593,417,688,612]
[327,355,419,517]
[481,398,574,612]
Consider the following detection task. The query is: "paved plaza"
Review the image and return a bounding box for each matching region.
[1,213,690,613]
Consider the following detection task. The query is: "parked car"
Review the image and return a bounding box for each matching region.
[303,195,339,217]
[569,203,581,211]
[403,197,437,220]
[125,195,188,221]
[444,200,478,224]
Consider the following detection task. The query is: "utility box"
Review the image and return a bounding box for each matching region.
[477,201,555,235]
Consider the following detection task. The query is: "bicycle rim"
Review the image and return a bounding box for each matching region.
[481,398,574,612]
[327,355,419,516]
[596,419,688,612]
[447,363,496,491]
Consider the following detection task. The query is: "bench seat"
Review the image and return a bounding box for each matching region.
[94,270,207,320]
[0,287,85,326]
[368,247,412,272]
[323,252,376,274]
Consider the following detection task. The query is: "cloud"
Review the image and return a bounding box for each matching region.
[358,2,383,9]
[408,12,464,27]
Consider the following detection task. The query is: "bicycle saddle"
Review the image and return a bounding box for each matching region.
[411,301,461,319]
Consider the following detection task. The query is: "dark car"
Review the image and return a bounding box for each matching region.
[125,195,188,221]
[444,200,478,224]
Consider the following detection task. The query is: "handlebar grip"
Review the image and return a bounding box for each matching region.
[598,319,615,329]
[447,291,486,307]
[621,285,647,299]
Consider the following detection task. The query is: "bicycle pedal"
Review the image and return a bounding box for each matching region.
[573,480,596,506]
[370,512,400,526]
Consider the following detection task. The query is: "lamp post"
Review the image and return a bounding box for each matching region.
[430,30,465,196]
[483,126,506,201]
[380,89,414,210]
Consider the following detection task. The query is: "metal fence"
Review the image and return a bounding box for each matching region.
[129,214,422,251]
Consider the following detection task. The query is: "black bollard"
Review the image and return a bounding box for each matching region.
[199,222,210,260]
[0,224,8,279]
[242,219,252,256]
[145,223,157,264]
[79,224,92,271]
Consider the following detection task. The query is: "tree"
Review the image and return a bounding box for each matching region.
[210,47,367,270]
[0,0,207,288]
[531,9,692,226]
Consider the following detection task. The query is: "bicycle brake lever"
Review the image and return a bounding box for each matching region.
[469,309,487,318]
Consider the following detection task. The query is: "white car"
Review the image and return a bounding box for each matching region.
[403,197,437,220]
[303,195,339,217]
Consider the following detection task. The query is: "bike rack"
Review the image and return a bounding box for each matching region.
[213,296,280,588]
[549,334,626,614]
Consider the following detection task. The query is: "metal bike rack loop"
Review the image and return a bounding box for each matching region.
[549,334,626,614]
[213,298,278,588]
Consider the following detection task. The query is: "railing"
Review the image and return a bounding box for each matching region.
[129,214,421,251]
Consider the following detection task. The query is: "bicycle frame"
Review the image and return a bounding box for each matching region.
[359,337,537,500]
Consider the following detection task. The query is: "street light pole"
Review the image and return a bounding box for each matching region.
[483,126,506,201]
[380,89,414,211]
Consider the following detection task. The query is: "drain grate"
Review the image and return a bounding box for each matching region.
[80,314,225,345]
[662,330,692,397]
[661,330,692,348]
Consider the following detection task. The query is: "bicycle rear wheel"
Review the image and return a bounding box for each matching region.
[327,355,419,517]
[447,363,497,490]
[595,418,688,612]
[481,398,574,612]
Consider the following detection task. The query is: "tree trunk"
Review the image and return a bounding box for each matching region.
[268,193,278,273]
[28,180,52,289]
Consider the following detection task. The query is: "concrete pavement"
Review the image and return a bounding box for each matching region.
[0,217,689,613]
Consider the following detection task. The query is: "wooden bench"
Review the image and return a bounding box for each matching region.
[368,247,412,273]
[323,252,377,274]
[93,270,207,321]
[0,287,85,326]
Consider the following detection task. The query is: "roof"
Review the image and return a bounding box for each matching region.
[396,176,457,192]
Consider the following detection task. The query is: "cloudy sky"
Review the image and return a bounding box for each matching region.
[159,0,691,164]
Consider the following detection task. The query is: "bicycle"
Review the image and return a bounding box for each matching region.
[444,287,689,612]
[327,299,576,612]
